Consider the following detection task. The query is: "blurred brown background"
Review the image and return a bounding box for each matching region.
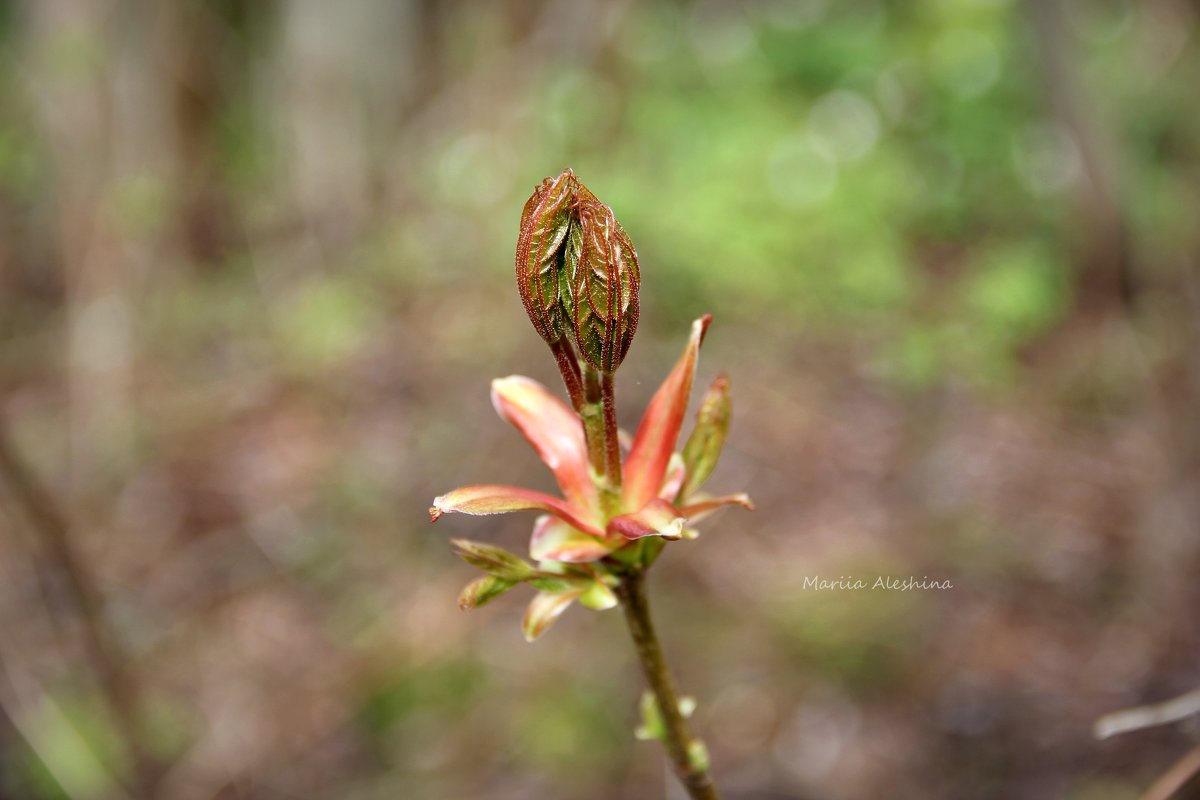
[1,0,1199,798]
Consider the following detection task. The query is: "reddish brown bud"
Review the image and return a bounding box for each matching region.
[515,169,640,374]
[563,184,640,374]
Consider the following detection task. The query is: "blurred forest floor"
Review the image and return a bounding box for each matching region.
[0,1,1199,799]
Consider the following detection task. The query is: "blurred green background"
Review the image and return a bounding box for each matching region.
[1,1,1198,798]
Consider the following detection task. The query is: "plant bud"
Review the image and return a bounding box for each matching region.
[515,169,640,373]
[562,184,640,374]
[515,169,579,344]
[680,373,731,499]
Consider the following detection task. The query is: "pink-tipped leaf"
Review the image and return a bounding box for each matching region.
[491,376,598,514]
[677,492,755,522]
[430,485,603,537]
[622,315,711,510]
[658,452,686,502]
[607,498,686,541]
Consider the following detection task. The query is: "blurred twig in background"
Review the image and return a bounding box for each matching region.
[1096,688,1200,800]
[1135,745,1200,800]
[0,421,158,798]
[1096,688,1200,740]
[1026,0,1136,316]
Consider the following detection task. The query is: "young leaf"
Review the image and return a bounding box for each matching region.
[458,575,517,610]
[623,315,711,511]
[431,486,603,536]
[450,539,533,580]
[676,493,755,521]
[680,373,731,499]
[530,515,616,563]
[607,499,685,541]
[491,376,599,514]
[659,452,686,502]
[526,576,578,593]
[522,589,583,642]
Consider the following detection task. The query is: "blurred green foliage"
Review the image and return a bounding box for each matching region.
[355,657,487,756]
[401,0,1160,392]
[775,559,936,697]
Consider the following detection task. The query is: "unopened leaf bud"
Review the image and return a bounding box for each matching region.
[515,169,640,373]
[636,690,666,742]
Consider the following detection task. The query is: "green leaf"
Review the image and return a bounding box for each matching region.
[522,589,583,642]
[450,539,533,580]
[680,373,731,499]
[526,576,578,593]
[458,575,517,610]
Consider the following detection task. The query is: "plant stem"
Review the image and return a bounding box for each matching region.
[551,340,609,485]
[616,570,721,800]
[549,339,585,411]
[601,372,622,488]
[581,367,607,479]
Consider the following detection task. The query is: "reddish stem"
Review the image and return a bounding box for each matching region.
[550,339,585,411]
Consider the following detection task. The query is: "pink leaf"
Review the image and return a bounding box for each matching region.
[607,498,685,541]
[491,376,599,515]
[530,516,618,563]
[658,452,686,502]
[622,315,711,511]
[430,485,603,536]
[677,493,755,522]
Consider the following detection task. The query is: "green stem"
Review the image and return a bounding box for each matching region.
[601,372,622,488]
[581,367,607,481]
[616,570,721,800]
[551,341,609,490]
